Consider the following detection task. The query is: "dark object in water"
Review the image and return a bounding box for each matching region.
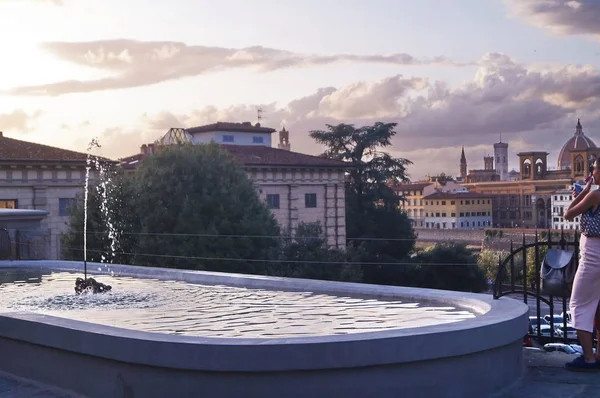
[75,277,112,294]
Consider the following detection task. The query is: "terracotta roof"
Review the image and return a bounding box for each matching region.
[119,144,349,169]
[221,145,347,167]
[424,191,493,200]
[0,134,89,163]
[187,122,276,135]
[390,182,432,191]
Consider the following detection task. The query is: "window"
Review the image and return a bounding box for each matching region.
[222,135,234,142]
[305,193,317,208]
[451,201,455,205]
[460,222,464,227]
[451,212,456,217]
[460,212,464,217]
[436,201,439,205]
[425,212,429,217]
[466,200,471,205]
[426,222,429,228]
[252,136,264,144]
[442,201,446,205]
[435,212,440,217]
[59,198,74,216]
[0,200,16,209]
[442,212,447,217]
[266,194,280,209]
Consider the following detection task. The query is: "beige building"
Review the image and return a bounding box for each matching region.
[0,131,92,259]
[120,123,349,248]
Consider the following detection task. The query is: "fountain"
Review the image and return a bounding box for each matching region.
[78,138,113,294]
[0,139,529,397]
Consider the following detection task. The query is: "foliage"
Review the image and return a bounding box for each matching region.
[413,243,488,293]
[478,249,508,281]
[62,144,281,274]
[309,122,412,208]
[130,143,280,272]
[309,122,417,267]
[61,164,139,265]
[269,222,363,282]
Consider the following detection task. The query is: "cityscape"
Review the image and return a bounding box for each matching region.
[0,0,599,397]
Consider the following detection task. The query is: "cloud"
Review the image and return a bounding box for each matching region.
[2,40,472,96]
[0,109,43,133]
[504,0,600,37]
[87,52,600,178]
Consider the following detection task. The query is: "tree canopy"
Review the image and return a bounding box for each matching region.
[62,143,280,273]
[309,122,416,270]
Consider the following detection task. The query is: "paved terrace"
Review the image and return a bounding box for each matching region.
[0,371,81,398]
[0,347,595,398]
[496,348,600,398]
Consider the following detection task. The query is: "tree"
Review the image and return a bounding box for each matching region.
[414,243,488,293]
[310,122,412,208]
[270,222,363,282]
[478,249,508,282]
[309,123,417,273]
[131,143,280,273]
[62,143,281,274]
[61,164,139,265]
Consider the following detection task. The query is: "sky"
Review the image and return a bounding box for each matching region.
[0,0,600,180]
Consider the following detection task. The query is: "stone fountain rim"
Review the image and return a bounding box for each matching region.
[0,260,528,372]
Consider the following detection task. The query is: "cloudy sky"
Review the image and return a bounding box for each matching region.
[1,0,599,180]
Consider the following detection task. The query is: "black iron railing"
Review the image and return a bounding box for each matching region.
[494,229,579,344]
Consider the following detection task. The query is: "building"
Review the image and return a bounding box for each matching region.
[120,123,349,247]
[391,182,431,227]
[494,140,509,180]
[462,119,599,229]
[0,131,93,259]
[551,189,580,230]
[558,119,596,171]
[422,191,493,229]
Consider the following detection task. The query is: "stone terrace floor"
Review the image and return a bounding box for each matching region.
[0,347,598,398]
[0,371,81,398]
[495,347,600,398]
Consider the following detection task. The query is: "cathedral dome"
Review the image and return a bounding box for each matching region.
[557,119,597,170]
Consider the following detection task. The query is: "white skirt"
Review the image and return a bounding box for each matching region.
[570,235,600,333]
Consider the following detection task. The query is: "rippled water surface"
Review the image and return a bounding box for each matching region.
[0,268,476,338]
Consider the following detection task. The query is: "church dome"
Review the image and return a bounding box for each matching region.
[557,119,597,170]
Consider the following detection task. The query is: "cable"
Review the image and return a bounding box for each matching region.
[57,245,482,267]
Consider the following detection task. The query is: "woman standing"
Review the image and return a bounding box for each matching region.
[564,159,600,371]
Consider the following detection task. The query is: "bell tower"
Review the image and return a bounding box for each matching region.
[278,126,290,151]
[460,146,467,179]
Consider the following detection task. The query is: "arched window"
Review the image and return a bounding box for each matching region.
[523,159,531,176]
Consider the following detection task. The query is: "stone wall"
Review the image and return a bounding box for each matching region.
[248,167,346,248]
[415,228,487,243]
[0,165,88,260]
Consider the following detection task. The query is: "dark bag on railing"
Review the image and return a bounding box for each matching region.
[540,248,576,298]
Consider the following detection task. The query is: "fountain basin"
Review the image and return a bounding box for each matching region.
[0,260,528,398]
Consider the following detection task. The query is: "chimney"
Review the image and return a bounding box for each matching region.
[0,131,3,137]
[140,144,147,154]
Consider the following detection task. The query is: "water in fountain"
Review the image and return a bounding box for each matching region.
[79,138,117,294]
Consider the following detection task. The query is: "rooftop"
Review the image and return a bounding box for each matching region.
[0,133,89,163]
[120,144,348,169]
[424,190,494,200]
[187,122,276,135]
[390,182,433,191]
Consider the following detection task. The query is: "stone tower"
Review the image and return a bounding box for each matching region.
[460,146,467,179]
[484,155,494,170]
[278,126,290,151]
[494,137,509,181]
